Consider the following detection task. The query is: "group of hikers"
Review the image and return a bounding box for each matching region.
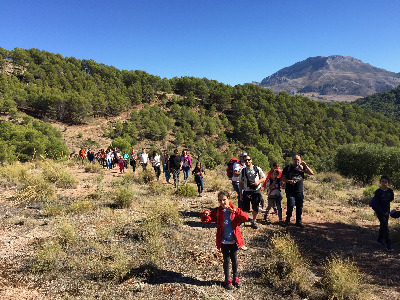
[202,152,399,290]
[78,147,206,196]
[79,146,398,290]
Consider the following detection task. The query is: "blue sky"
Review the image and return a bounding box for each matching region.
[1,0,399,86]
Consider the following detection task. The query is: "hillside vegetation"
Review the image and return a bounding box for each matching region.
[355,85,400,121]
[2,48,400,170]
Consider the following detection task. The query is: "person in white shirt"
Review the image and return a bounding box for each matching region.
[139,148,149,170]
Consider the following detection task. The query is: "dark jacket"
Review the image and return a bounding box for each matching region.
[374,188,394,215]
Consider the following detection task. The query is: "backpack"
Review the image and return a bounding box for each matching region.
[241,166,260,189]
[369,196,376,210]
[226,158,240,178]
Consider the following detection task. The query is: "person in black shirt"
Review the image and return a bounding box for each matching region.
[168,149,182,188]
[281,154,314,227]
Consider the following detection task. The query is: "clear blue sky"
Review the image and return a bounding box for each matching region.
[1,0,399,86]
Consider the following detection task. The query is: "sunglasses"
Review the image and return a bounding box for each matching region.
[245,158,252,162]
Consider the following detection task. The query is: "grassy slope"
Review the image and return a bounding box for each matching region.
[0,161,399,300]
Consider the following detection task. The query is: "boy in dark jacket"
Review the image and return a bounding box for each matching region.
[372,175,394,251]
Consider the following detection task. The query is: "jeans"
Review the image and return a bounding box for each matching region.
[376,211,391,247]
[182,166,190,182]
[153,165,161,179]
[171,169,180,187]
[196,179,204,194]
[163,163,170,182]
[106,159,112,170]
[285,191,304,224]
[231,182,241,209]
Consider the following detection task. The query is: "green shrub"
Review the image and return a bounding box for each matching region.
[148,181,169,195]
[44,203,65,217]
[57,220,77,248]
[176,184,197,197]
[135,169,155,184]
[362,185,379,202]
[113,187,133,208]
[30,240,63,273]
[323,256,363,300]
[81,242,131,281]
[68,200,93,214]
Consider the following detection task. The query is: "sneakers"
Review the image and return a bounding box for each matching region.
[224,279,234,290]
[233,277,242,288]
[251,221,259,229]
[386,245,394,252]
[377,240,387,248]
[241,245,248,251]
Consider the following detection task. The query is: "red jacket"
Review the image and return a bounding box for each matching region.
[201,203,248,250]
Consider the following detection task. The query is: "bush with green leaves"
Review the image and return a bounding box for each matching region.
[335,143,400,187]
[0,119,69,162]
[176,184,197,197]
[113,187,133,208]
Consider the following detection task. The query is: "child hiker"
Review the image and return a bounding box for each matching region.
[264,169,284,225]
[192,161,205,197]
[371,175,394,252]
[201,191,248,290]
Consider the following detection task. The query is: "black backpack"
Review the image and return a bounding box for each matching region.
[241,166,260,190]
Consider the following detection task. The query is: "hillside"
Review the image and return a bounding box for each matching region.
[355,85,400,121]
[4,48,400,168]
[258,55,400,102]
[0,161,399,299]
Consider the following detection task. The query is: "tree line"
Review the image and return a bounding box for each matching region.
[2,47,400,178]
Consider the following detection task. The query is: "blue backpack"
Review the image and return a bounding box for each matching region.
[369,196,376,210]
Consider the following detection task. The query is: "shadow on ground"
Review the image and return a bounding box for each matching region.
[280,221,400,291]
[122,263,220,287]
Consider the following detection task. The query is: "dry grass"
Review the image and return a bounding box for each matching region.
[1,160,399,299]
[39,160,78,188]
[323,255,363,300]
[263,233,315,297]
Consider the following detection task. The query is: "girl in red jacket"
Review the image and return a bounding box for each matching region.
[201,190,248,290]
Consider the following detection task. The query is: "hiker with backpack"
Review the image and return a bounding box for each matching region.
[281,154,314,228]
[239,155,266,229]
[228,153,246,208]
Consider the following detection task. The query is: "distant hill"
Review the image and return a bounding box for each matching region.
[258,55,400,102]
[355,85,400,121]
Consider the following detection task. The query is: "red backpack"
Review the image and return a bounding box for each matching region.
[226,158,240,178]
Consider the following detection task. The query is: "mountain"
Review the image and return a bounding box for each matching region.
[258,55,400,102]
